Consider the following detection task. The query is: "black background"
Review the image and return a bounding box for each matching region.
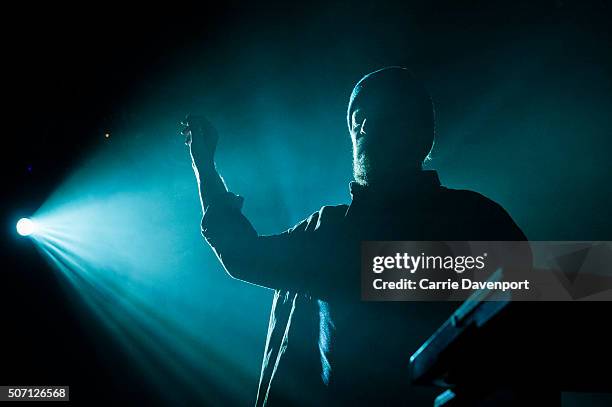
[2,1,611,405]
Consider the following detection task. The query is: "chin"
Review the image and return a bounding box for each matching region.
[353,155,371,185]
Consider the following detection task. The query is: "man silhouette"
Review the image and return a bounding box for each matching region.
[182,67,527,406]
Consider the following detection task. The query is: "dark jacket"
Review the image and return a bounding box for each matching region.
[202,170,528,406]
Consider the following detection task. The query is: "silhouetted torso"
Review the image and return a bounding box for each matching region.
[202,171,527,406]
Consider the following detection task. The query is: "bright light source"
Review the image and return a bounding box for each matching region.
[16,218,36,236]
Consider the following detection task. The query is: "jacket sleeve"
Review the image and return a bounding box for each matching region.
[201,192,345,296]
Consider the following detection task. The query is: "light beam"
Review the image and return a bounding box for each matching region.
[16,218,36,236]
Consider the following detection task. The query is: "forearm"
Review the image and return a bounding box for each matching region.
[191,158,228,213]
[181,114,227,213]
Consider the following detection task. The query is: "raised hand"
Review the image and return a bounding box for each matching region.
[180,114,219,167]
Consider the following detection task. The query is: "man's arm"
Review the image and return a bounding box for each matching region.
[181,115,340,297]
[181,115,228,212]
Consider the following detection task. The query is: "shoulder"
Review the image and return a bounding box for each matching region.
[439,187,527,240]
[288,204,349,234]
[441,187,506,213]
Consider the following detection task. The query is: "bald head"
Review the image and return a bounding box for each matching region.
[347,67,435,185]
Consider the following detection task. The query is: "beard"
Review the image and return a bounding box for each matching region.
[353,150,371,185]
[353,151,374,185]
[353,148,423,186]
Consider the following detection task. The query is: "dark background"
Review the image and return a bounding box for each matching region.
[2,1,611,405]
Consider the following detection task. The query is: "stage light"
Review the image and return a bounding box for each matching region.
[28,116,321,404]
[16,218,36,236]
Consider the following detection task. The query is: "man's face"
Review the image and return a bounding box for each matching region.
[349,96,419,185]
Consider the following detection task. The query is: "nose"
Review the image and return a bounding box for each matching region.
[359,118,367,135]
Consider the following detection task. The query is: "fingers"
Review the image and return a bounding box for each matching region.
[180,114,208,145]
[179,113,218,149]
[179,118,192,146]
[185,114,216,134]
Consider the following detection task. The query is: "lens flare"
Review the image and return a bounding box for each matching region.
[16,218,36,236]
